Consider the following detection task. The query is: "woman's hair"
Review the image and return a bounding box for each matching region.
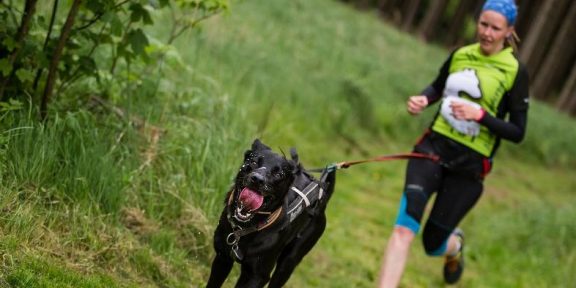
[507,31,520,53]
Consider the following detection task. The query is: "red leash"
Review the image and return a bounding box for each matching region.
[307,152,440,173]
[334,152,440,169]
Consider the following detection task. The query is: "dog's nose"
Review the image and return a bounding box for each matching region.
[249,172,265,186]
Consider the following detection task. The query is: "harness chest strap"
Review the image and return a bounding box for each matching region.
[286,181,323,223]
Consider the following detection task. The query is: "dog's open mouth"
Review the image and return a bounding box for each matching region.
[234,187,264,222]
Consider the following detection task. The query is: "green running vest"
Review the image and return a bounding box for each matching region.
[432,43,519,157]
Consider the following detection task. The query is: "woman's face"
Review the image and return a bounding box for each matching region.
[476,10,514,55]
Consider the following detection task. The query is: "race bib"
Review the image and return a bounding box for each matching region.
[440,96,482,136]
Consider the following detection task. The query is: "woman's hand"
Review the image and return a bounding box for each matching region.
[450,101,484,121]
[407,95,429,115]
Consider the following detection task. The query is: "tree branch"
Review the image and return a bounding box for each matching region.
[0,0,38,101]
[40,0,82,119]
[74,0,132,31]
[168,11,220,44]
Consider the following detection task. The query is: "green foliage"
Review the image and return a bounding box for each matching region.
[0,0,230,117]
[0,58,12,76]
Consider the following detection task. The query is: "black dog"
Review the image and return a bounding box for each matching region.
[206,139,336,288]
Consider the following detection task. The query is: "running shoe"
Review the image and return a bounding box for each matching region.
[443,228,465,284]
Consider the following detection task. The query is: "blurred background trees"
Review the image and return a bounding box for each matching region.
[342,0,576,116]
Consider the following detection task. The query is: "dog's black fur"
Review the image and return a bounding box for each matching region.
[206,139,336,288]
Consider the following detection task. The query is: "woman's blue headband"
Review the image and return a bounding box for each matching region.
[482,0,517,25]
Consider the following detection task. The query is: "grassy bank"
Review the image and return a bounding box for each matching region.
[0,0,575,287]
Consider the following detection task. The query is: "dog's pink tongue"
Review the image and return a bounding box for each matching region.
[239,188,264,211]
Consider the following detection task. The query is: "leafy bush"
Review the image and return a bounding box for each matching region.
[0,0,229,119]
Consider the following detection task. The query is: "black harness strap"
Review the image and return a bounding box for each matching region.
[286,181,322,223]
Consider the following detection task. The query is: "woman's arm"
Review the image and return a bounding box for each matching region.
[477,64,530,143]
[420,51,455,105]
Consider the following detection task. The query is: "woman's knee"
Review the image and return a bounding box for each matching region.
[390,226,416,248]
[422,221,451,256]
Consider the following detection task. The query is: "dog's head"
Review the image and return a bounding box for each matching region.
[231,139,300,222]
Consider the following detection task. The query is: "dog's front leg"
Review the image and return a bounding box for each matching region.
[206,250,234,288]
[235,257,276,288]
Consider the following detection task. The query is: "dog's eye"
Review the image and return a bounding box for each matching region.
[251,156,264,167]
[271,167,284,178]
[241,160,256,171]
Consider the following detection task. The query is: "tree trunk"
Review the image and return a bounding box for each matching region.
[568,90,576,116]
[564,80,576,116]
[418,0,450,42]
[380,0,403,24]
[556,60,576,113]
[519,0,570,79]
[400,0,421,32]
[378,0,396,18]
[530,1,576,101]
[0,0,38,101]
[445,0,478,47]
[40,0,82,119]
[472,0,486,19]
[514,0,542,39]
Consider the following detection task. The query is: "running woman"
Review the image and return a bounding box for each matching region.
[378,0,529,286]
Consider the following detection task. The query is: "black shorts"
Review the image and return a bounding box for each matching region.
[395,131,491,255]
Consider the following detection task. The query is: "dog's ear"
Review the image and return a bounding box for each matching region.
[290,147,299,165]
[252,139,271,151]
[288,148,302,174]
[288,159,301,174]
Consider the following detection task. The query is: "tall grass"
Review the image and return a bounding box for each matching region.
[3,110,130,213]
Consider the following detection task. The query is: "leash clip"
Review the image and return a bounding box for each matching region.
[226,232,240,246]
[231,244,244,261]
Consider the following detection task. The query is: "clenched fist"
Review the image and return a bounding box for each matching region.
[407,95,428,115]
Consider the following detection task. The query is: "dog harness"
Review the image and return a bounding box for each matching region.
[225,169,332,261]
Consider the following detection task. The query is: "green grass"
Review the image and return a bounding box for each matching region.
[0,0,575,287]
[1,256,120,288]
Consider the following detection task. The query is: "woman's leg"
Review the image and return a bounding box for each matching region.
[421,172,483,284]
[378,226,415,288]
[378,153,442,288]
[421,173,482,256]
